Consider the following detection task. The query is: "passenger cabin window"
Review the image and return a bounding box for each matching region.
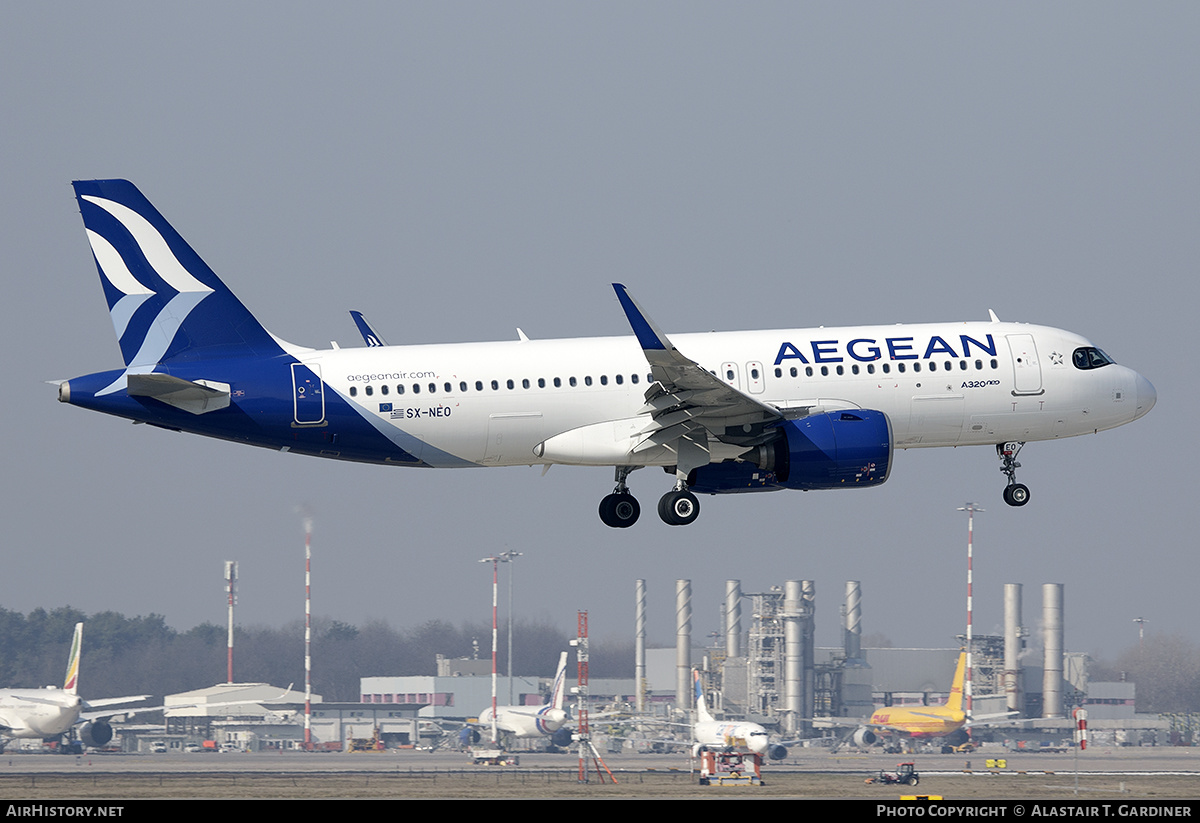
[1073,347,1116,370]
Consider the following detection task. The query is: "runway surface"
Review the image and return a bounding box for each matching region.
[0,747,1196,799]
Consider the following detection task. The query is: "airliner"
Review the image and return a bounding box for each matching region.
[0,623,149,751]
[692,669,787,760]
[820,652,1019,750]
[59,180,1156,527]
[477,651,571,748]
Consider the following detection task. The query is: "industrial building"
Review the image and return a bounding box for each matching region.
[108,576,1174,754]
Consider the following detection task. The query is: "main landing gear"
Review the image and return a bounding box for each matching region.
[598,468,701,528]
[598,466,641,528]
[997,442,1030,507]
[658,486,700,526]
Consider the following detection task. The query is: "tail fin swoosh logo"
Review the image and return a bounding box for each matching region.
[72,180,287,397]
[80,194,215,394]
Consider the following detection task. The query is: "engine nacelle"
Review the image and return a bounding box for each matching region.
[852,727,878,747]
[767,743,788,761]
[688,411,892,494]
[551,726,574,748]
[79,719,113,748]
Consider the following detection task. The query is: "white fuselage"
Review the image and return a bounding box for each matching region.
[0,689,81,739]
[478,705,567,739]
[307,321,1153,468]
[695,719,771,756]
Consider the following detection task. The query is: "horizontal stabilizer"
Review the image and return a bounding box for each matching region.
[126,373,230,414]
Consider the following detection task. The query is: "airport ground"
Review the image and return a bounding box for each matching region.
[0,747,1196,800]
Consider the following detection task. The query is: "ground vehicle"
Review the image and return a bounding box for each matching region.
[698,749,763,786]
[866,762,919,786]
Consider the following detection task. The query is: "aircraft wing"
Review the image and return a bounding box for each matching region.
[83,695,152,710]
[612,285,786,463]
[810,717,872,729]
[811,716,918,735]
[79,694,152,722]
[965,712,1025,728]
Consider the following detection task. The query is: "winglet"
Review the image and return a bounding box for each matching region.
[64,623,82,695]
[613,284,669,351]
[349,310,388,347]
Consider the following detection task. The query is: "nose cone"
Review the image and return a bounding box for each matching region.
[1134,373,1157,419]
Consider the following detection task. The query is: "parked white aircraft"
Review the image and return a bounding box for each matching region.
[477,652,571,747]
[692,669,786,760]
[0,623,149,750]
[60,181,1156,527]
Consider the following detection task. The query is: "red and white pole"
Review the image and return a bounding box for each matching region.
[304,518,312,751]
[957,503,984,722]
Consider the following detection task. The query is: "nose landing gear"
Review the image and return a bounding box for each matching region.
[998,442,1030,507]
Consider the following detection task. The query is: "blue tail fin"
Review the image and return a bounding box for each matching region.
[72,180,284,369]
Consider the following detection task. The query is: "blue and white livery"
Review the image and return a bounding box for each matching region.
[59,180,1157,527]
[477,652,571,746]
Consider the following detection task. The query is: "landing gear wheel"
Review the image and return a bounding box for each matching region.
[658,489,700,526]
[599,493,641,528]
[996,443,1030,508]
[1003,483,1030,507]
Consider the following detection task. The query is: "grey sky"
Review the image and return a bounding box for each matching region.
[1,3,1194,663]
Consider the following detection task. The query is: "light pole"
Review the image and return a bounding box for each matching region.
[499,550,522,703]
[479,555,501,746]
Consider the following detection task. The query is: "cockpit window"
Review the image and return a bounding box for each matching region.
[1072,347,1116,370]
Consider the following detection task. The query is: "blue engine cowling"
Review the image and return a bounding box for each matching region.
[688,410,892,494]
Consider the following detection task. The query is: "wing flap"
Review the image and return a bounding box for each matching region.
[612,284,783,469]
